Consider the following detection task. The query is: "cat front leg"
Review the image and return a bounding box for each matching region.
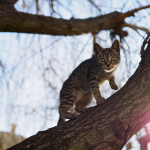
[89,79,106,105]
[95,94,106,105]
[109,76,118,90]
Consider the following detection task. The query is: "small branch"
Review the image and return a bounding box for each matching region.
[0,60,5,73]
[88,0,101,12]
[122,5,150,18]
[123,23,149,33]
[122,23,149,38]
[74,35,92,66]
[35,0,40,14]
[121,0,129,11]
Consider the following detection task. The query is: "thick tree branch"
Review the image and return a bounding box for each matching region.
[0,0,18,4]
[8,34,150,150]
[0,1,149,35]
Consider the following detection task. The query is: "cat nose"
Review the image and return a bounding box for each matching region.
[106,64,110,67]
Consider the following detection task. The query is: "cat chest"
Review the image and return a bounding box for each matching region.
[96,72,112,83]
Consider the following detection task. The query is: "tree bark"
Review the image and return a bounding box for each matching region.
[7,34,150,150]
[0,0,149,35]
[0,0,18,4]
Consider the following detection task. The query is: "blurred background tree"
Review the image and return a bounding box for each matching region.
[0,0,150,149]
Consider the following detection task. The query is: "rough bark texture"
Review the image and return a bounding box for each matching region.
[0,0,18,4]
[7,35,150,150]
[0,0,149,35]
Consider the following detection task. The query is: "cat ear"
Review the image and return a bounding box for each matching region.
[94,43,103,55]
[111,39,120,52]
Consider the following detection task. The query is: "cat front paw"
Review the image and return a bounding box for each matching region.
[70,112,80,120]
[96,97,106,105]
[111,84,118,90]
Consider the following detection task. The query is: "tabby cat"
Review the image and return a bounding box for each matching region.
[58,39,120,125]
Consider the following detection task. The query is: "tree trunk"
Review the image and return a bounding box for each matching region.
[7,34,150,150]
[0,0,149,36]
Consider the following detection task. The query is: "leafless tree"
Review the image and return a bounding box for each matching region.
[0,0,150,149]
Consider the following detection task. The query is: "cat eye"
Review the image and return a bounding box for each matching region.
[100,58,105,62]
[111,57,115,61]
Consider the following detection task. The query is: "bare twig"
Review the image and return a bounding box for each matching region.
[122,4,150,18]
[35,0,40,14]
[0,60,5,73]
[55,0,73,16]
[1,37,63,79]
[123,23,149,34]
[121,0,129,11]
[74,35,92,67]
[88,0,101,12]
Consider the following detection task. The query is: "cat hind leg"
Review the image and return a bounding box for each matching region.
[75,91,93,113]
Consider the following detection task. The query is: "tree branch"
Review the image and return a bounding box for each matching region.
[122,4,150,18]
[0,0,18,4]
[0,1,150,35]
[123,23,149,33]
[7,34,150,150]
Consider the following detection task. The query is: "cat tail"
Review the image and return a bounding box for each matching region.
[57,115,65,125]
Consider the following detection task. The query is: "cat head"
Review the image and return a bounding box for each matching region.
[94,39,120,72]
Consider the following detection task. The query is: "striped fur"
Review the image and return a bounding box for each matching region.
[58,39,120,125]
